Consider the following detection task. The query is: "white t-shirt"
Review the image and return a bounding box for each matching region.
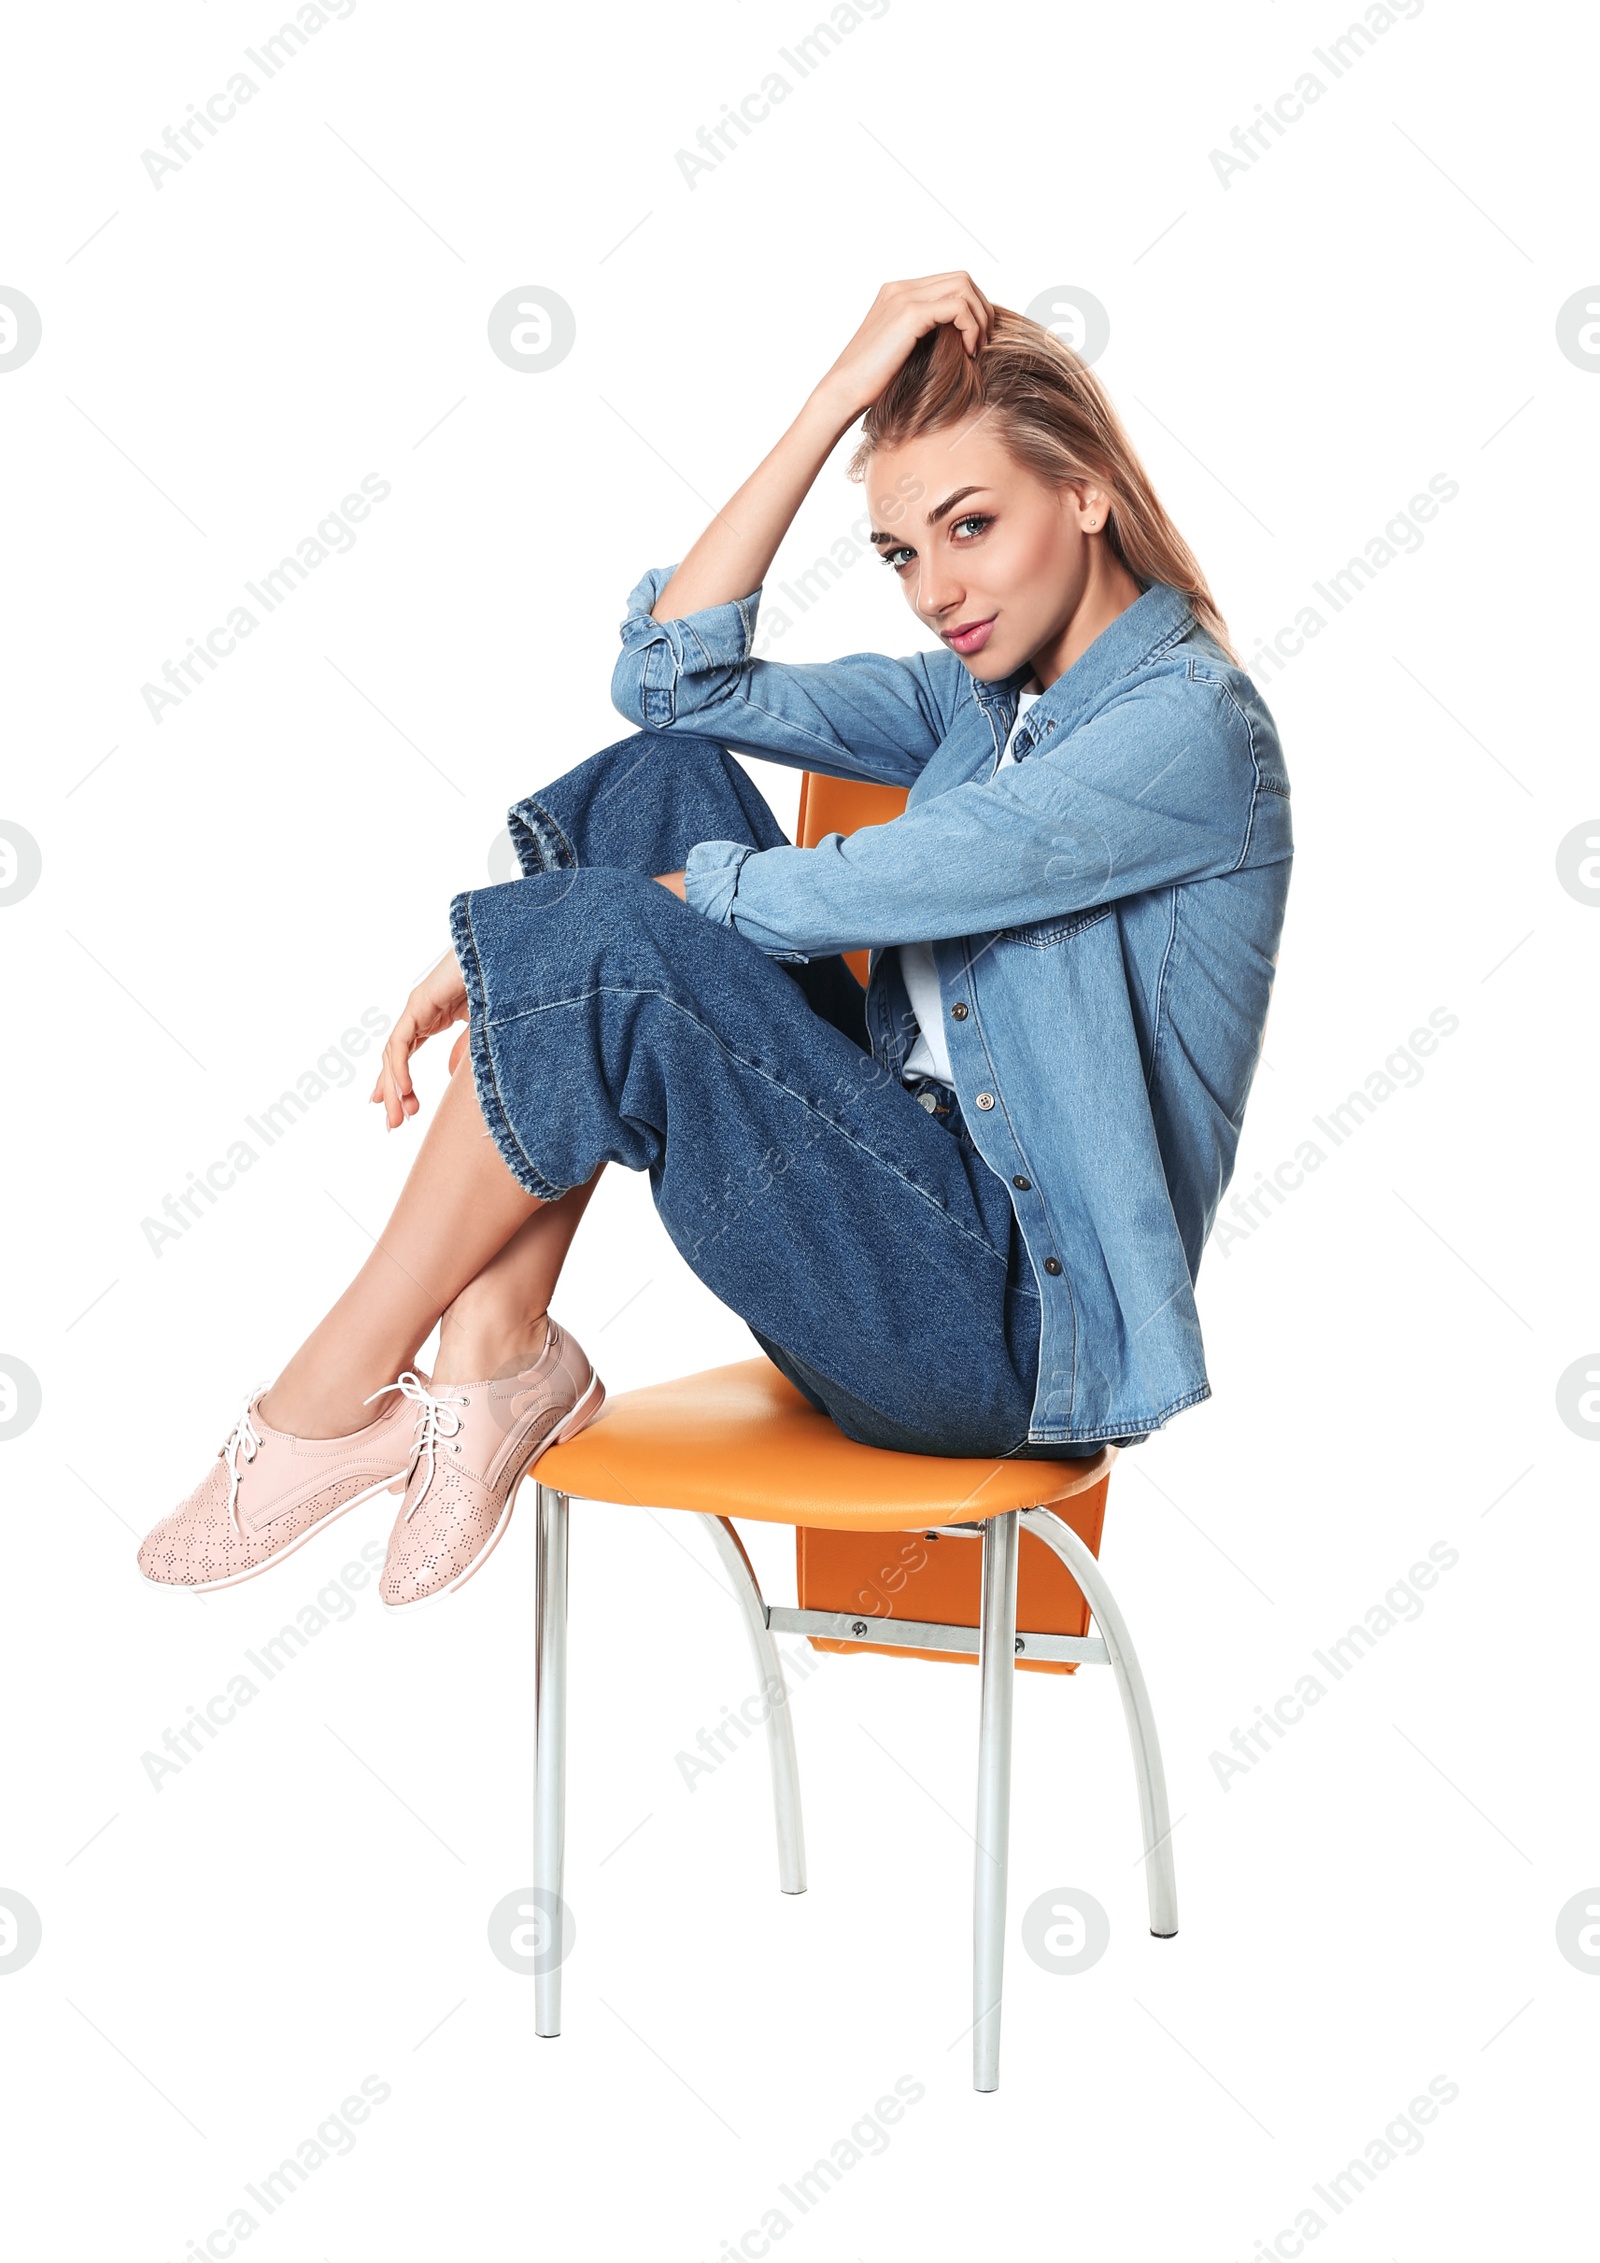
[898,688,1043,1087]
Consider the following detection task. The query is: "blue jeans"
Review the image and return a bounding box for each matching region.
[449,732,1105,1461]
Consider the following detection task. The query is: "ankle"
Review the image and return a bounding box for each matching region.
[432,1308,550,1388]
[260,1340,426,1440]
[259,1378,379,1440]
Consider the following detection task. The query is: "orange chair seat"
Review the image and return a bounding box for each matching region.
[535,1356,1112,1529]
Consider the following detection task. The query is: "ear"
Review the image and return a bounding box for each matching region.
[1070,482,1113,534]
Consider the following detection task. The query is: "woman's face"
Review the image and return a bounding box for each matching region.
[864,425,1110,683]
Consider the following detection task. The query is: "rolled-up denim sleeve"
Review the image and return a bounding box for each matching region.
[682,838,755,926]
[611,564,945,788]
[613,568,761,734]
[682,838,813,963]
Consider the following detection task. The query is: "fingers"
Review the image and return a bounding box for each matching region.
[370,1008,422,1130]
[365,951,469,1130]
[886,272,992,357]
[922,285,987,359]
[942,274,992,356]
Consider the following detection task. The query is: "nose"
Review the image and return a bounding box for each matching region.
[913,550,967,623]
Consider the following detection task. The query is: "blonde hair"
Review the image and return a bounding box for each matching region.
[848,306,1237,662]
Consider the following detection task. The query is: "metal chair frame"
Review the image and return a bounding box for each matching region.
[531,1483,1177,2092]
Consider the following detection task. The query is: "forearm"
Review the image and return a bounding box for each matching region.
[650,387,857,623]
[684,704,1263,957]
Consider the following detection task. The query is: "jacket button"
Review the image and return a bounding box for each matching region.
[1043,1256,1062,1275]
[974,1091,995,1110]
[917,1090,938,1114]
[1012,1174,1031,1190]
[951,1001,968,1020]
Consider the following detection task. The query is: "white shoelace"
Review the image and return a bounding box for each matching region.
[365,1370,470,1520]
[222,1389,268,1533]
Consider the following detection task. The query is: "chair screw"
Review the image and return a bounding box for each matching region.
[1014,1637,1026,1654]
[851,1620,869,1636]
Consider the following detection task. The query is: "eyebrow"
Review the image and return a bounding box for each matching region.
[926,483,989,526]
[869,485,992,547]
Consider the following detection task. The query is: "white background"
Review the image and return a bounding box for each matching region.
[2,0,1596,2255]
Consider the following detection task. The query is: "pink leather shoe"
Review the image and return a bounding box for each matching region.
[136,1380,424,1593]
[377,1318,605,1610]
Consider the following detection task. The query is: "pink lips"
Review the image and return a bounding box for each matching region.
[941,615,997,656]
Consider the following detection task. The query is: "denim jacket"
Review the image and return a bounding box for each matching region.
[612,567,1293,1444]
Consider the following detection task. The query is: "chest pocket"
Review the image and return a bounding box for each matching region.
[996,902,1116,949]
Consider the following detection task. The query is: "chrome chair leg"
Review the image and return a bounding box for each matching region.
[973,1509,1020,2093]
[534,1483,570,2035]
[700,1515,807,1894]
[1021,1505,1178,1938]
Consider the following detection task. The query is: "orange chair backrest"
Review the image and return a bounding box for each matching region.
[798,1502,1107,1676]
[795,770,909,987]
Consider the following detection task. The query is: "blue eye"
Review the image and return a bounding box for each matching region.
[952,513,993,540]
[880,544,916,570]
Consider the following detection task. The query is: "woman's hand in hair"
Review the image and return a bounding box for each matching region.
[814,273,994,420]
[370,946,470,1129]
[653,276,986,627]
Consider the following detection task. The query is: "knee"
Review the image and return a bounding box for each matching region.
[509,730,745,875]
[580,727,735,785]
[473,866,692,980]
[571,864,682,920]
[582,867,705,975]
[619,726,732,761]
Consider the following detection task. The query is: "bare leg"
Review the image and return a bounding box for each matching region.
[430,1184,602,1385]
[260,1061,602,1438]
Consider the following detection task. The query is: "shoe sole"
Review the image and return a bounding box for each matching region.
[134,1472,404,1596]
[379,1370,607,1614]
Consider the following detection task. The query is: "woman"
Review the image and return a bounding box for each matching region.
[136,273,1292,1610]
